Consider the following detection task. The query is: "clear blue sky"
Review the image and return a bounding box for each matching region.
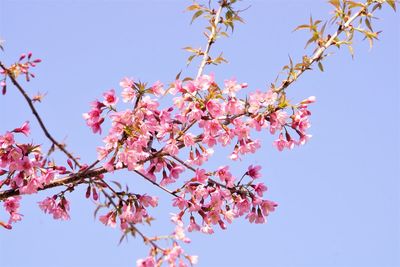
[0,1,399,267]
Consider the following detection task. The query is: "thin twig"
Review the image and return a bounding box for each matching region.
[274,7,366,93]
[0,61,81,167]
[196,4,224,79]
[0,167,107,200]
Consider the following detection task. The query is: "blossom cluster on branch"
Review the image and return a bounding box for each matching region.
[0,0,396,266]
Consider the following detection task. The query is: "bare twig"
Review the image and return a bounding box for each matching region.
[196,4,224,79]
[274,7,366,93]
[0,61,81,167]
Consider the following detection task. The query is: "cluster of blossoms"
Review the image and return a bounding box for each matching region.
[0,0,396,264]
[0,67,314,265]
[81,73,314,265]
[0,43,314,267]
[99,193,158,229]
[0,52,41,95]
[38,196,70,220]
[1,196,22,229]
[0,121,70,228]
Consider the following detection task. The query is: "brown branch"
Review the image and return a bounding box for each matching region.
[0,61,81,167]
[274,6,367,93]
[134,170,179,197]
[0,167,107,200]
[196,4,224,79]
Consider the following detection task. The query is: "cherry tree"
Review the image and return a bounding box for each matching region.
[0,0,397,266]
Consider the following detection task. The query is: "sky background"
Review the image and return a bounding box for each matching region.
[0,1,399,267]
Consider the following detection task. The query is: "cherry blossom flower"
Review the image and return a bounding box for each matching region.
[223,78,247,97]
[247,165,262,179]
[103,89,119,106]
[99,211,117,228]
[151,81,164,96]
[38,197,70,220]
[12,121,30,136]
[136,256,156,267]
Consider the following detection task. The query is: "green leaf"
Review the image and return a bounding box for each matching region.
[318,61,324,72]
[348,45,355,59]
[118,232,129,245]
[220,31,229,38]
[183,46,198,53]
[293,24,311,31]
[386,0,396,11]
[320,22,327,36]
[186,4,200,11]
[175,70,182,80]
[186,54,196,66]
[329,0,340,9]
[347,1,364,9]
[191,10,203,24]
[365,18,373,32]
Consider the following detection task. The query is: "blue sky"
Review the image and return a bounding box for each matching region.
[0,1,399,267]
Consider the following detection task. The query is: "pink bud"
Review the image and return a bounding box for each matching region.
[28,52,32,59]
[67,159,74,170]
[85,186,91,199]
[301,96,316,105]
[79,164,89,171]
[285,131,291,141]
[92,187,98,201]
[19,53,26,61]
[218,219,227,230]
[0,221,12,230]
[33,59,42,63]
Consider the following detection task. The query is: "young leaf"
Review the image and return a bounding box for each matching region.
[186,4,200,11]
[329,0,340,9]
[386,0,396,11]
[318,61,324,72]
[187,54,196,66]
[293,24,311,31]
[191,10,204,24]
[365,18,373,32]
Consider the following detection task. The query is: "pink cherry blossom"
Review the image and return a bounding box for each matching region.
[223,78,247,97]
[103,89,119,106]
[136,256,156,267]
[273,133,287,151]
[247,165,262,179]
[120,77,136,102]
[139,195,158,208]
[253,182,268,197]
[12,121,30,136]
[151,81,164,96]
[3,196,21,214]
[183,133,195,147]
[99,211,117,228]
[194,169,208,184]
[0,131,14,148]
[38,197,70,220]
[206,99,223,118]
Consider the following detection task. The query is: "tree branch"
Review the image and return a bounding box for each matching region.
[196,4,223,79]
[274,6,366,93]
[0,61,81,167]
[0,167,107,201]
